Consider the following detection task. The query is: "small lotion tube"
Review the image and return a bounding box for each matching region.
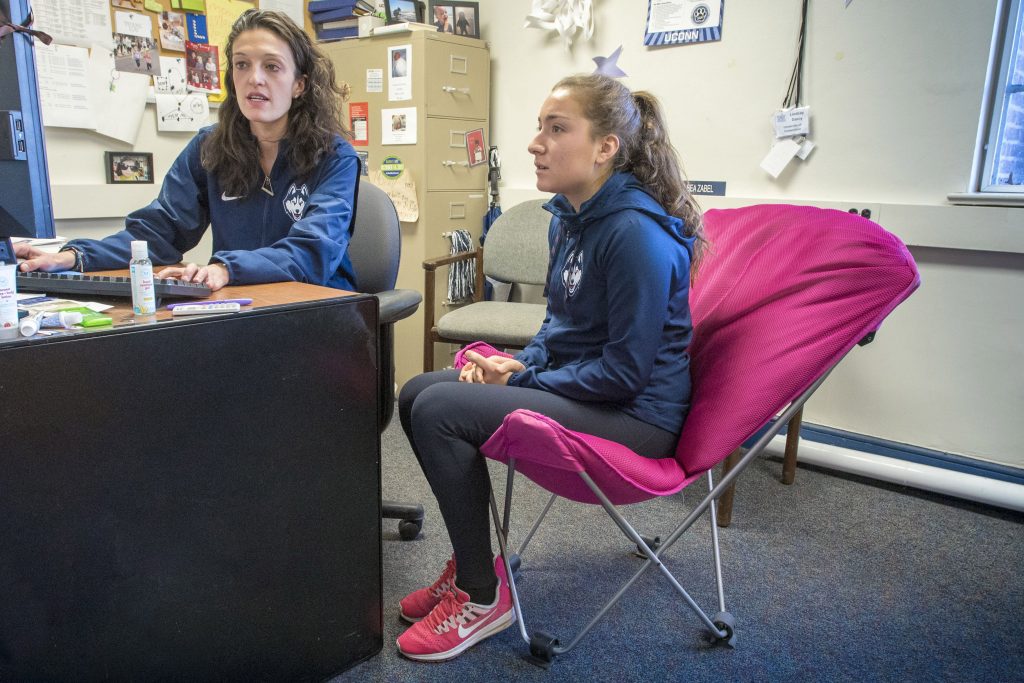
[20,310,84,336]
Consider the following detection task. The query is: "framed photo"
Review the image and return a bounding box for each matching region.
[429,1,478,38]
[384,0,423,24]
[465,128,485,167]
[105,152,154,184]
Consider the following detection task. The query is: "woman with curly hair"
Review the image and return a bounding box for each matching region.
[17,9,359,292]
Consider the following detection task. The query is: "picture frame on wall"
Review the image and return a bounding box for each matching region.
[428,1,478,38]
[105,152,154,184]
[383,0,424,24]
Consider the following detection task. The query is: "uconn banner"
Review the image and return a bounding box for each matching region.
[644,0,724,47]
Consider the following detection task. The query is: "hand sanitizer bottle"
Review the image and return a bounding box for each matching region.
[130,240,156,317]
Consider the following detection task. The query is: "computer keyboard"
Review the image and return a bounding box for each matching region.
[16,271,211,300]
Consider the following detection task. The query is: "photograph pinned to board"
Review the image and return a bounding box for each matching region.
[644,0,724,47]
[465,128,485,166]
[106,151,154,184]
[186,41,220,92]
[388,44,411,101]
[381,106,417,145]
[384,0,423,24]
[113,33,158,75]
[111,0,145,10]
[159,10,187,51]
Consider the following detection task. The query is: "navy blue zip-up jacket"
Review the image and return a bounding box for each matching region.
[67,126,359,290]
[507,171,695,435]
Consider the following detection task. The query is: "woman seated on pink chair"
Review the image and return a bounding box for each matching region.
[395,73,707,662]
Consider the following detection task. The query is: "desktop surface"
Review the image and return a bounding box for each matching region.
[0,283,383,680]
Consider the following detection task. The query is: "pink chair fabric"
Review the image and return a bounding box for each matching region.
[479,205,920,505]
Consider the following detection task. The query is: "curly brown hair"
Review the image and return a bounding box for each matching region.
[553,74,707,277]
[201,9,351,198]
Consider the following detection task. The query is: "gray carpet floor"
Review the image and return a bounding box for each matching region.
[331,417,1024,682]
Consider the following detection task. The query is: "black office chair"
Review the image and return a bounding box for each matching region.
[348,180,425,540]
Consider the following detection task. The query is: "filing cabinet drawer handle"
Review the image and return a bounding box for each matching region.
[448,202,467,219]
[442,85,471,95]
[442,160,470,168]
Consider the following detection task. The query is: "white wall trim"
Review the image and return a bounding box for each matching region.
[767,436,1024,513]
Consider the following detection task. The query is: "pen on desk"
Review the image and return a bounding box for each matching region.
[165,298,254,310]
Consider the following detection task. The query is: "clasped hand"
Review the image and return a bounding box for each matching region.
[458,350,525,385]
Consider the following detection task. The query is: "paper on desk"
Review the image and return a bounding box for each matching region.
[88,46,150,144]
[31,0,113,49]
[17,297,113,313]
[33,43,97,130]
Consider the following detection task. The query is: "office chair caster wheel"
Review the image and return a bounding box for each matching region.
[525,630,559,668]
[397,519,422,540]
[712,611,736,647]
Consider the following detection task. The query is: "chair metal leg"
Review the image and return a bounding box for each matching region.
[782,407,803,485]
[518,493,558,557]
[715,448,743,528]
[706,471,727,614]
[487,460,530,646]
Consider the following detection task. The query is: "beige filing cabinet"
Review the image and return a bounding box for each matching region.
[323,30,490,387]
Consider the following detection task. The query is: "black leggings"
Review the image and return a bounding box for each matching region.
[398,370,677,602]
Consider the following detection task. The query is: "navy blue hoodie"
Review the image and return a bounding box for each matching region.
[67,126,359,290]
[507,171,694,435]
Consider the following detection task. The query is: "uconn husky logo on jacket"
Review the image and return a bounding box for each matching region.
[283,183,309,221]
[561,247,584,298]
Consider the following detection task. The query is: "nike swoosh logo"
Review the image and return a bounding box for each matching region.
[221,192,241,201]
[457,578,503,639]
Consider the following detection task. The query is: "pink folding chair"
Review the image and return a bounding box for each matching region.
[460,204,921,666]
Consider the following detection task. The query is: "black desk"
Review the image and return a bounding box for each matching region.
[1,284,382,681]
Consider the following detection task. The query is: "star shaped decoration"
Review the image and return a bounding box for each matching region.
[592,45,627,78]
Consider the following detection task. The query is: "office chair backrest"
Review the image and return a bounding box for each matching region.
[349,181,401,294]
[482,199,550,291]
[675,204,920,478]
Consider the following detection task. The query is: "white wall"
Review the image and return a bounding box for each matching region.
[45,1,1023,469]
[479,1,1024,468]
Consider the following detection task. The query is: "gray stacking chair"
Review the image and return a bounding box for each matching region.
[348,180,425,540]
[422,199,550,371]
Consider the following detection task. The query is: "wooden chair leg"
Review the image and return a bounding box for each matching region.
[782,407,803,485]
[715,448,743,528]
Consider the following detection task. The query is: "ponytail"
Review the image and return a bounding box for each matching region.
[553,74,707,278]
[627,91,706,275]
